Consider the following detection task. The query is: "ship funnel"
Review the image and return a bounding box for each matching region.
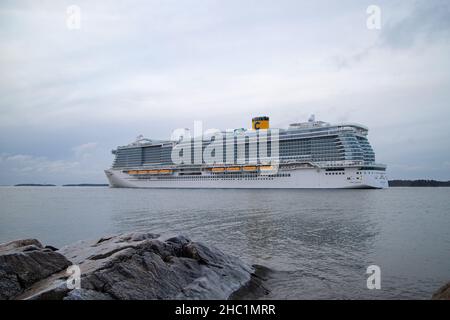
[252,116,269,130]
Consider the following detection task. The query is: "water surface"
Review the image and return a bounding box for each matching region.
[0,186,449,299]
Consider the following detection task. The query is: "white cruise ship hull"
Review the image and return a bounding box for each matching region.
[105,168,388,189]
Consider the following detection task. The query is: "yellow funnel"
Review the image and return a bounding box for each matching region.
[252,116,269,130]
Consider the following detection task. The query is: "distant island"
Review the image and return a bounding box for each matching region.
[389,180,450,187]
[14,183,108,187]
[14,184,56,187]
[62,184,109,187]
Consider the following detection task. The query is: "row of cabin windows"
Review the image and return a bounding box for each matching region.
[325,171,381,176]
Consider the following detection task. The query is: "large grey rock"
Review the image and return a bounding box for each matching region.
[432,282,450,300]
[1,232,261,300]
[0,239,72,300]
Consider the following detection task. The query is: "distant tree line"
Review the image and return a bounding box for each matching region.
[14,183,108,187]
[389,180,450,187]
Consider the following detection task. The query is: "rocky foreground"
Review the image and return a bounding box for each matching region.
[0,232,269,300]
[431,282,450,300]
[1,232,448,300]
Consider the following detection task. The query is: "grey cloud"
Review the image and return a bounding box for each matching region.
[380,0,450,49]
[332,0,450,69]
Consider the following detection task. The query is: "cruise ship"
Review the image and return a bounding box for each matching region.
[105,116,388,189]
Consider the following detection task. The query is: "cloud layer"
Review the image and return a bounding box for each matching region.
[1,0,450,184]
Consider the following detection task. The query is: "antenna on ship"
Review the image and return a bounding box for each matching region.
[131,134,149,146]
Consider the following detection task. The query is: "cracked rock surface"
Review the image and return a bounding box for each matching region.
[0,232,260,300]
[0,239,71,300]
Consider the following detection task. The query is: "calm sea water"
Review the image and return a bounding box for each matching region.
[0,186,449,299]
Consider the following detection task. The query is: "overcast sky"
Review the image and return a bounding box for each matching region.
[1,0,450,184]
